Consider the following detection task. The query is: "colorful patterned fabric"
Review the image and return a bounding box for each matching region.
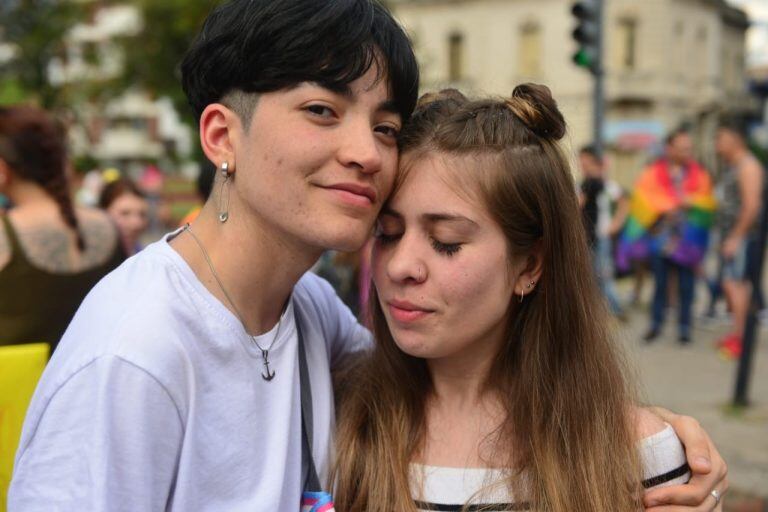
[302,491,336,512]
[617,158,716,270]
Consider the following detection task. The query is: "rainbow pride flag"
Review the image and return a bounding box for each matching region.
[616,158,716,271]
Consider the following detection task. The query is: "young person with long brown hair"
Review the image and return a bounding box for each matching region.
[0,106,124,350]
[332,86,727,512]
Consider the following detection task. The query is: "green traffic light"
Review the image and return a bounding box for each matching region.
[573,50,593,68]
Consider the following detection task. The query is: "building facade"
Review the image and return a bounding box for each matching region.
[390,0,751,184]
[47,2,192,176]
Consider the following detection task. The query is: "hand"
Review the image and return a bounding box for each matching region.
[644,408,728,511]
[721,236,741,260]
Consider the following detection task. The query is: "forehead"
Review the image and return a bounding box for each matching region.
[670,133,692,147]
[390,153,486,215]
[112,193,147,207]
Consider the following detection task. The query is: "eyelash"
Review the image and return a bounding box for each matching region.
[375,232,400,245]
[375,125,399,139]
[376,232,462,257]
[305,104,335,118]
[431,238,462,256]
[305,105,399,138]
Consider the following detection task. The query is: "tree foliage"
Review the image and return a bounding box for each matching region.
[118,0,219,127]
[0,0,81,107]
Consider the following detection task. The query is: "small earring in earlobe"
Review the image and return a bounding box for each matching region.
[519,288,525,303]
[218,161,233,223]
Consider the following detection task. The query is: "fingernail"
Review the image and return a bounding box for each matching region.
[695,456,711,469]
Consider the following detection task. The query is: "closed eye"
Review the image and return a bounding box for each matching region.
[375,231,401,245]
[430,238,462,256]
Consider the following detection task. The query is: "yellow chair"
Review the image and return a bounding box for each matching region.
[0,343,49,512]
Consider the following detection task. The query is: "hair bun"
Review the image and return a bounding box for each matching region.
[505,83,566,141]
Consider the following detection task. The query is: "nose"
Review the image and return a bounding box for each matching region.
[381,234,428,285]
[337,118,383,175]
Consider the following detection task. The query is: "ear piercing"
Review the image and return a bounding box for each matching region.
[218,161,233,223]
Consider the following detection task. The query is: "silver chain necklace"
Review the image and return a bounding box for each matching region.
[184,224,280,381]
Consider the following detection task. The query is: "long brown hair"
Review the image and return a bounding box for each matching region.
[0,106,85,250]
[332,84,642,511]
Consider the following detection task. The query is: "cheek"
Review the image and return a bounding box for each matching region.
[370,244,389,288]
[442,253,512,316]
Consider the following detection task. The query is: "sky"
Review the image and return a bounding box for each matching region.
[729,0,768,68]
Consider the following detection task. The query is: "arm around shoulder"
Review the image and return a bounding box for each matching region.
[9,355,184,512]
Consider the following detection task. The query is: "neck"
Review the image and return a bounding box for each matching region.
[426,328,506,410]
[171,201,322,334]
[7,180,56,208]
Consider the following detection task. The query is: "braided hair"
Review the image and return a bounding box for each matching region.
[0,106,85,250]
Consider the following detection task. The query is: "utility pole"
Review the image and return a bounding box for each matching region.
[571,0,604,158]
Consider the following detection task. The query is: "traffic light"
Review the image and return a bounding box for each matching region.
[571,0,600,74]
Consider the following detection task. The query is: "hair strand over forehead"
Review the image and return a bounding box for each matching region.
[181,0,419,125]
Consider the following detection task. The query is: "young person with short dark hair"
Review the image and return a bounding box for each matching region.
[10,1,416,510]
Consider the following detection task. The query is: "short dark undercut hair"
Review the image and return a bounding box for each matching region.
[181,0,419,128]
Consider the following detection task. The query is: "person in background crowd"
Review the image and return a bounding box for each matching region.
[578,144,628,318]
[99,178,150,256]
[618,129,716,344]
[0,106,125,351]
[713,119,764,359]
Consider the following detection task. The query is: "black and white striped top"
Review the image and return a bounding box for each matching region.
[411,424,691,512]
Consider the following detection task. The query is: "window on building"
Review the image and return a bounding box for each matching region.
[616,18,637,70]
[448,32,464,82]
[518,22,541,77]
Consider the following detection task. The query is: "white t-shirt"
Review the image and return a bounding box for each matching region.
[411,424,690,511]
[9,235,371,512]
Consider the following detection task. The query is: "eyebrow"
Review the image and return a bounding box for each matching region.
[315,82,400,117]
[380,208,478,227]
[422,213,479,226]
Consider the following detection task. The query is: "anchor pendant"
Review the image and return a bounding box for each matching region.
[261,349,276,381]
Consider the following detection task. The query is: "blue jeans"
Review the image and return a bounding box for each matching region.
[593,237,623,315]
[651,256,695,337]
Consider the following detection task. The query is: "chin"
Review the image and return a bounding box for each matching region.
[318,223,372,252]
[392,333,435,359]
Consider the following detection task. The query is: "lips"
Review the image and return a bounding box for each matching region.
[323,182,377,204]
[387,299,434,323]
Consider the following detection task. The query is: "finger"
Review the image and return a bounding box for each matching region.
[668,417,713,474]
[645,475,728,510]
[645,490,723,512]
[644,482,706,508]
[645,506,711,512]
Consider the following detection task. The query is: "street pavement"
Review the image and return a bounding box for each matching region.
[615,293,768,504]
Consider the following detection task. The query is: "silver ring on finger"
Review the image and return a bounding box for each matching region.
[710,489,721,506]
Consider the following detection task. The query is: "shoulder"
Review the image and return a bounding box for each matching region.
[631,406,668,440]
[75,207,121,264]
[54,244,201,383]
[631,407,691,489]
[740,157,764,184]
[293,271,347,325]
[293,271,372,362]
